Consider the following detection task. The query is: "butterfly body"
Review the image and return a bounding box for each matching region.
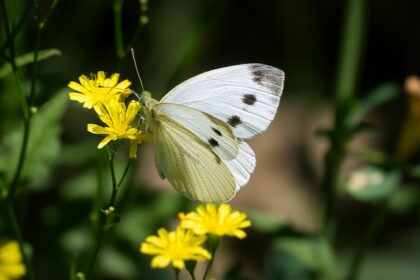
[142,64,284,202]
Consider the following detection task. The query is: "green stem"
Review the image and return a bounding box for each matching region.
[0,0,32,53]
[321,0,367,233]
[1,2,60,280]
[346,200,388,280]
[113,0,125,68]
[29,0,61,103]
[85,148,132,277]
[1,3,35,277]
[202,236,220,280]
[8,69,30,198]
[117,159,132,189]
[85,215,105,278]
[5,199,36,279]
[335,0,366,102]
[107,146,118,206]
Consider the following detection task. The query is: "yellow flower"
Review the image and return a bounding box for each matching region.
[179,204,251,239]
[68,71,131,109]
[129,133,152,159]
[87,100,142,149]
[0,241,26,280]
[140,227,211,269]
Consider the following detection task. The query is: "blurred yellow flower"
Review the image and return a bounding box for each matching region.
[87,100,142,150]
[68,71,131,109]
[0,241,26,280]
[179,204,251,239]
[140,227,211,269]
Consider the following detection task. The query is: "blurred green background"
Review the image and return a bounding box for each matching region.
[1,0,420,279]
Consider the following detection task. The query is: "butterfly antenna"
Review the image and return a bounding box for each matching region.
[131,48,145,92]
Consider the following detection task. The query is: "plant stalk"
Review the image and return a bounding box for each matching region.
[346,200,388,280]
[321,0,367,233]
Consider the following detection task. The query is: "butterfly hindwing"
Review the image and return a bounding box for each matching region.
[222,140,256,190]
[153,103,239,160]
[161,64,285,139]
[152,108,237,202]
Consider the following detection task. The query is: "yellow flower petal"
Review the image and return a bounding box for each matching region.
[108,73,120,87]
[0,241,26,279]
[180,203,251,238]
[151,256,171,268]
[140,227,211,269]
[97,135,114,149]
[68,92,89,103]
[68,72,131,109]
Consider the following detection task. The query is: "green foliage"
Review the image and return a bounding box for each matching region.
[271,237,338,280]
[345,83,400,127]
[0,49,61,78]
[345,166,400,202]
[388,186,420,214]
[116,194,183,245]
[0,90,68,189]
[97,246,138,279]
[247,210,288,234]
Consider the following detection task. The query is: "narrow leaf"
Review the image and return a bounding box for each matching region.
[0,48,62,78]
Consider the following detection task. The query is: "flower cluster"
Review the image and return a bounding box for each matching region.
[68,71,148,158]
[140,203,251,271]
[0,241,26,280]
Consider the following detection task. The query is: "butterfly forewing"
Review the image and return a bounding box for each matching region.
[153,113,237,202]
[161,64,285,139]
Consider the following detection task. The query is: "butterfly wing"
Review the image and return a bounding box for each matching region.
[153,103,239,160]
[222,140,256,191]
[160,63,283,189]
[161,64,285,139]
[151,103,238,202]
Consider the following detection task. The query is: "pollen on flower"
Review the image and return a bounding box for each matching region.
[179,203,251,239]
[140,227,211,269]
[68,71,132,109]
[0,241,26,279]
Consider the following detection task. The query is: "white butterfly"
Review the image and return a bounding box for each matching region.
[142,64,284,202]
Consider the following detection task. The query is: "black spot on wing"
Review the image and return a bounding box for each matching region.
[252,70,264,85]
[227,115,241,127]
[209,138,219,147]
[242,94,257,105]
[249,64,285,95]
[211,127,222,136]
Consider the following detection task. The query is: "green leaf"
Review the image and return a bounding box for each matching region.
[274,237,338,280]
[388,186,420,214]
[0,49,62,78]
[265,249,315,280]
[116,194,183,245]
[346,83,399,126]
[60,226,92,253]
[345,166,400,202]
[247,210,288,234]
[407,164,420,179]
[98,246,137,278]
[0,89,68,189]
[60,170,98,200]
